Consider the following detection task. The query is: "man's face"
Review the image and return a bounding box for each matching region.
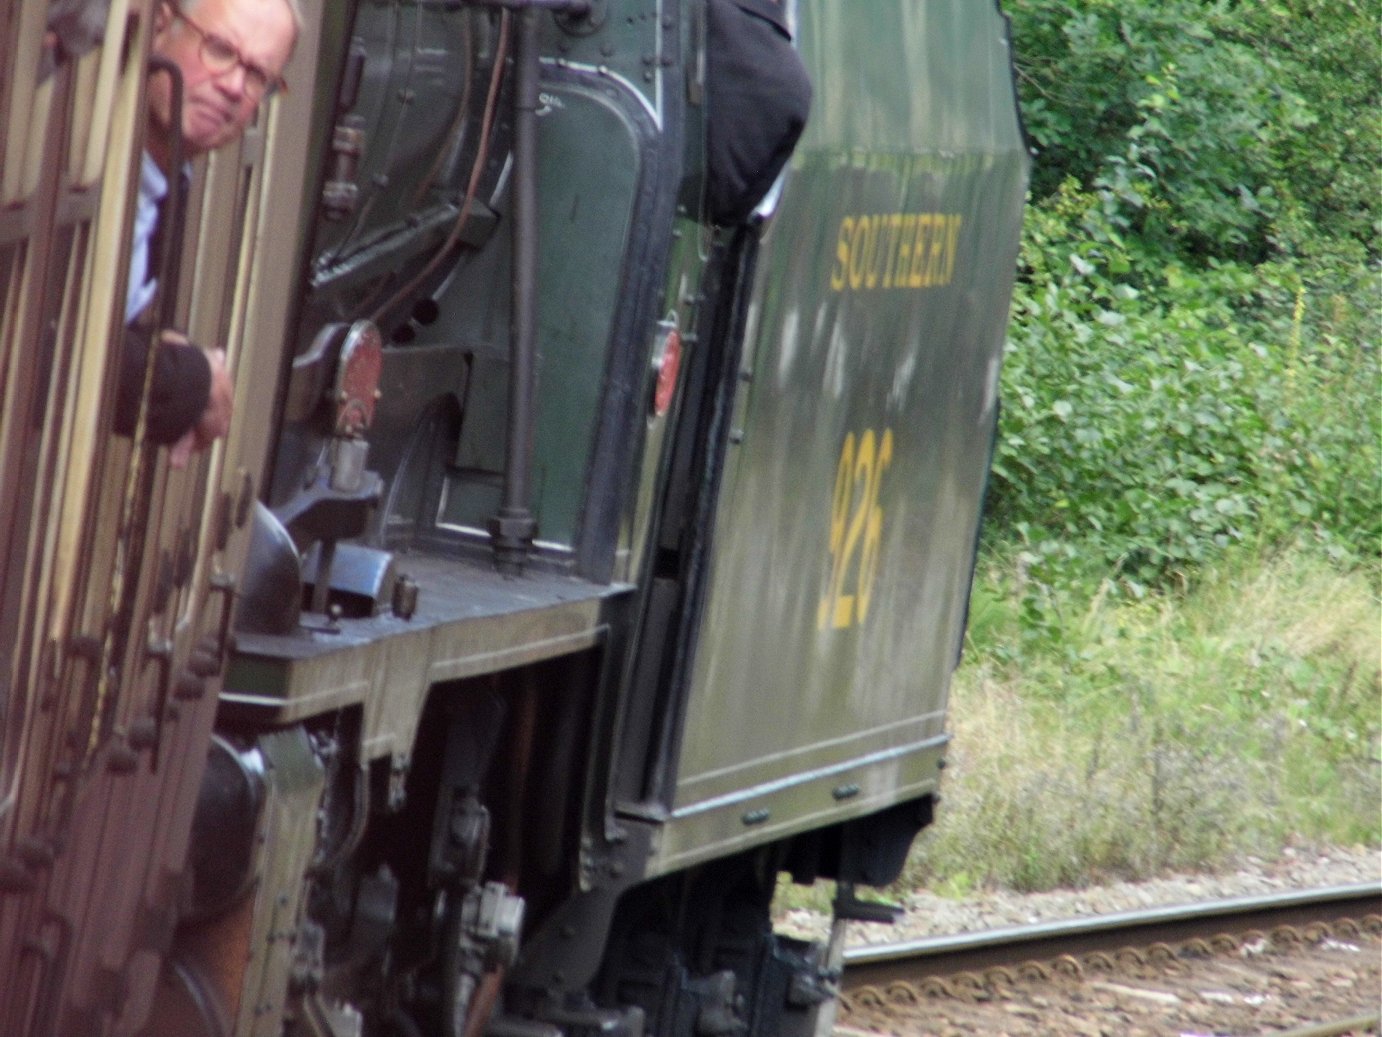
[147,0,296,160]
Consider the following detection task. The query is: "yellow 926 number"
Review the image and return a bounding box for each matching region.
[819,428,894,630]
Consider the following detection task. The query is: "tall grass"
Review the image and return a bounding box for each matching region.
[896,546,1381,895]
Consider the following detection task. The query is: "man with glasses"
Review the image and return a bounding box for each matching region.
[117,0,299,464]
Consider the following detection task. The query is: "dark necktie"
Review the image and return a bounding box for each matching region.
[146,171,188,312]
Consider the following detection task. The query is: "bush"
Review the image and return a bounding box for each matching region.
[987,0,1380,598]
[1008,0,1381,262]
[989,181,1380,592]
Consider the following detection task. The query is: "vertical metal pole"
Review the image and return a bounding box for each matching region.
[490,6,539,573]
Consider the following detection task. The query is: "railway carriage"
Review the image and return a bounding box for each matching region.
[0,0,1028,1033]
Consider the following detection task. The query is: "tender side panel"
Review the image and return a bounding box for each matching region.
[656,0,1029,872]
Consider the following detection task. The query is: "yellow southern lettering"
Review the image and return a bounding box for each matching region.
[848,217,867,290]
[909,214,931,287]
[830,210,962,293]
[831,217,853,290]
[881,214,904,289]
[890,213,915,288]
[924,215,947,286]
[862,216,882,290]
[944,214,963,283]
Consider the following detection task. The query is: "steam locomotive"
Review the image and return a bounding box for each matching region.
[0,0,1028,1033]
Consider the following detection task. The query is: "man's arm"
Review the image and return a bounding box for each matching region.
[115,324,213,445]
[169,344,233,468]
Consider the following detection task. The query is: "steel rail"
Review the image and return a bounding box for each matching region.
[840,881,1382,990]
[1273,1013,1382,1037]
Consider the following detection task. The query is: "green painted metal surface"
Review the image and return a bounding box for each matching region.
[658,0,1029,870]
[440,79,645,546]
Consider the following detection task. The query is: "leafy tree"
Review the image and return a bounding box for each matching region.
[988,0,1381,596]
[1006,0,1380,265]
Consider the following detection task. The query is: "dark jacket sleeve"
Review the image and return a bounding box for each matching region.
[703,0,813,225]
[115,325,212,445]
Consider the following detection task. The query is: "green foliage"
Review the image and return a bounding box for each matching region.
[990,180,1380,592]
[1007,0,1381,261]
[987,0,1381,596]
[1236,0,1382,259]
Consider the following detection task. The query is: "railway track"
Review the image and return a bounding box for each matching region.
[837,882,1382,1037]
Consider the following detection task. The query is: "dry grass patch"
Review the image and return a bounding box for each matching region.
[898,548,1380,895]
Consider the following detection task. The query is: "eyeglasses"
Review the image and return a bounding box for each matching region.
[170,3,287,98]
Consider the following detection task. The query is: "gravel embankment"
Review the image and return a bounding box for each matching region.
[777,845,1382,947]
